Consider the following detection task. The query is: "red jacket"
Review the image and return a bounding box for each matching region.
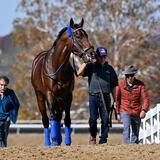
[116,78,149,116]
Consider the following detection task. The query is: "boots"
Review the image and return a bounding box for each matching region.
[99,138,107,144]
[89,136,96,144]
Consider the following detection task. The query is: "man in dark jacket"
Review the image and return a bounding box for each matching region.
[78,47,118,144]
[116,65,149,144]
[0,75,20,147]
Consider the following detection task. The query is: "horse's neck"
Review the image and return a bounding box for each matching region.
[45,41,71,74]
[52,39,72,67]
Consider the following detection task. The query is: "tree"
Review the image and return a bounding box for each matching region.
[12,0,54,119]
[61,0,160,104]
[12,0,160,119]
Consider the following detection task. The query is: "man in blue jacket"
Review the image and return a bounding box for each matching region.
[0,75,20,147]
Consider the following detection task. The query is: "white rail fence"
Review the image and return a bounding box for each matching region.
[10,103,160,143]
[10,120,123,134]
[139,103,160,144]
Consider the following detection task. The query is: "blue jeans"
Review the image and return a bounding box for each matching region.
[0,120,10,147]
[89,94,110,142]
[120,112,141,144]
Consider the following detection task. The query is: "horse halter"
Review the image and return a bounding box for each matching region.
[48,26,94,79]
[69,27,94,63]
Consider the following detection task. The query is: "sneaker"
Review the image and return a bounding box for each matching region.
[89,136,96,144]
[99,138,107,144]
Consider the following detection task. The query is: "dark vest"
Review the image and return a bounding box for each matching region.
[89,64,111,94]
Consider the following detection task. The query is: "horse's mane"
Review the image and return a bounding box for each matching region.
[53,27,67,47]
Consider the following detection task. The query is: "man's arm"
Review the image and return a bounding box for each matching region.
[9,90,20,124]
[111,87,116,103]
[110,66,118,107]
[116,85,121,121]
[140,84,150,119]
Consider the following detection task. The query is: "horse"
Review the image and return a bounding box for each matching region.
[31,18,94,146]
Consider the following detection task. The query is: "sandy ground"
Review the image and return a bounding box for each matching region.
[0,133,159,160]
[8,133,123,146]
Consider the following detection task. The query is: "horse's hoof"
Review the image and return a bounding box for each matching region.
[44,141,51,147]
[44,142,51,147]
[44,144,51,147]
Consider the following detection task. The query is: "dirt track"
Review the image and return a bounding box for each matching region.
[0,133,159,160]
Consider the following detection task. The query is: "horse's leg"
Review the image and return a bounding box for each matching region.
[51,104,63,146]
[64,93,72,145]
[36,91,50,146]
[55,106,63,145]
[46,91,62,146]
[50,111,62,146]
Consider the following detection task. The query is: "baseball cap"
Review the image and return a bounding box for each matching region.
[96,47,107,57]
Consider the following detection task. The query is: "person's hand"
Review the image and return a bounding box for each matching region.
[82,55,93,63]
[113,101,116,109]
[140,110,146,119]
[6,117,10,122]
[0,93,4,97]
[117,114,121,122]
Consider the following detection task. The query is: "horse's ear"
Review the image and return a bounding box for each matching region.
[80,18,84,27]
[70,18,74,28]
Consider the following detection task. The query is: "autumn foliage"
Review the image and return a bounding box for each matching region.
[11,0,160,119]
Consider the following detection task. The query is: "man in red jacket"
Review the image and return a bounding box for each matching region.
[116,65,149,144]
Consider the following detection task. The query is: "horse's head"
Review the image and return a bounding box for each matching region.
[69,18,95,63]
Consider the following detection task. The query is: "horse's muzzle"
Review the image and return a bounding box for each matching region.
[81,53,96,63]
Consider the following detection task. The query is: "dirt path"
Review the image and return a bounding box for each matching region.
[0,133,159,160]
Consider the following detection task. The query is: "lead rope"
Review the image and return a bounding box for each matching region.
[94,72,110,127]
[109,104,117,127]
[95,70,117,127]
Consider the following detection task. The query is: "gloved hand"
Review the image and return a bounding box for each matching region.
[117,114,121,122]
[81,54,90,63]
[91,51,96,59]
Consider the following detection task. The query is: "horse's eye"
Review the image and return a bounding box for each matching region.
[74,32,81,39]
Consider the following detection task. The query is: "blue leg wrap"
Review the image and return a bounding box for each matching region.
[44,128,51,146]
[65,126,71,145]
[50,120,58,146]
[50,120,62,146]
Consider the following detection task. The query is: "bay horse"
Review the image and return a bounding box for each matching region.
[31,18,94,146]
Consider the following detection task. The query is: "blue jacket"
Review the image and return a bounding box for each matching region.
[0,88,20,123]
